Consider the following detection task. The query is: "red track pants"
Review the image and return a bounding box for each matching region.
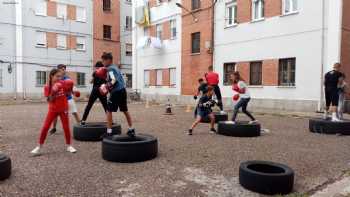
[39,110,71,145]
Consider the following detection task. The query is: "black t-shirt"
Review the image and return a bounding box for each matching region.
[92,72,107,88]
[198,83,208,94]
[198,95,213,111]
[324,70,343,91]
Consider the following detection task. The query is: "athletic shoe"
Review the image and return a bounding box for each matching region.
[30,146,41,156]
[188,129,193,135]
[210,128,217,134]
[66,146,77,153]
[220,111,226,114]
[49,128,57,135]
[80,120,86,126]
[127,128,136,138]
[332,117,342,122]
[249,120,259,124]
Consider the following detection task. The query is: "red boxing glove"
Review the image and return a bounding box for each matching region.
[51,82,63,94]
[63,79,74,93]
[73,91,81,98]
[238,88,246,94]
[232,84,240,92]
[99,84,109,96]
[233,94,240,101]
[95,67,107,79]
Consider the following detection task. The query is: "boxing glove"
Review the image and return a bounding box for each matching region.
[99,84,109,96]
[73,91,81,98]
[51,82,64,94]
[63,79,74,93]
[95,67,107,79]
[232,84,240,92]
[233,94,240,101]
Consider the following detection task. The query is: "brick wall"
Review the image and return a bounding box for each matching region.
[162,69,170,86]
[237,0,251,23]
[150,70,157,86]
[265,0,282,18]
[67,5,76,20]
[163,21,171,40]
[341,0,350,99]
[47,32,57,48]
[262,59,279,85]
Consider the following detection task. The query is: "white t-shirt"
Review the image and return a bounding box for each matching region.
[238,81,250,98]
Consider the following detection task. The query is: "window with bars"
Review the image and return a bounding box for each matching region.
[279,58,296,86]
[191,32,200,54]
[77,72,86,86]
[103,0,111,11]
[103,25,112,40]
[223,63,236,85]
[192,0,201,10]
[36,71,47,86]
[250,61,262,85]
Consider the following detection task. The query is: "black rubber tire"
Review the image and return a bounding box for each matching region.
[201,112,228,123]
[0,153,11,181]
[102,134,158,163]
[73,122,121,141]
[239,160,294,195]
[309,118,350,135]
[217,121,260,137]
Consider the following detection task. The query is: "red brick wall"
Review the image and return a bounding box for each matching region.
[265,0,282,18]
[163,21,171,40]
[150,70,157,86]
[47,32,57,48]
[149,25,156,37]
[237,0,251,23]
[67,35,77,50]
[47,1,57,17]
[162,69,170,86]
[262,59,279,85]
[341,0,350,98]
[67,5,76,20]
[93,0,120,64]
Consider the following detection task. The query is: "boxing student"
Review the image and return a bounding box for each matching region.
[80,61,108,125]
[205,66,224,113]
[324,63,345,121]
[49,64,81,134]
[31,68,77,156]
[194,78,208,117]
[231,71,257,124]
[188,86,217,135]
[100,53,136,137]
[338,74,347,120]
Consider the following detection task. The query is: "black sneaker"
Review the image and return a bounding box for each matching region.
[210,128,217,134]
[49,128,57,135]
[80,120,86,126]
[127,128,136,138]
[188,129,193,135]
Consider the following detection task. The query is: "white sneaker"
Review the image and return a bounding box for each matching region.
[30,146,41,156]
[323,112,329,120]
[220,111,226,114]
[332,117,341,122]
[249,120,259,124]
[66,146,77,153]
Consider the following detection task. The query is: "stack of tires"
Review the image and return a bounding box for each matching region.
[73,122,121,141]
[309,118,350,135]
[0,152,11,181]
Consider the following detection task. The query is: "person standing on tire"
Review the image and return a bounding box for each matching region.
[80,61,108,125]
[101,53,136,137]
[205,66,224,113]
[231,72,257,124]
[188,86,217,135]
[49,64,81,134]
[31,69,77,156]
[337,74,347,120]
[324,63,344,121]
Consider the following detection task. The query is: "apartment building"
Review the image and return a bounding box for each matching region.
[0,0,93,99]
[133,0,182,100]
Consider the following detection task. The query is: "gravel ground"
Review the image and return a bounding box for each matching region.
[0,102,350,197]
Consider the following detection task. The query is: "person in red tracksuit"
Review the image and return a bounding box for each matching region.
[30,68,77,156]
[205,66,224,112]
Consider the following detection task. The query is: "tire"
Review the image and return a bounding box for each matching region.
[0,153,11,181]
[309,118,350,135]
[239,160,294,195]
[102,134,158,163]
[201,112,228,123]
[73,122,121,141]
[217,121,260,137]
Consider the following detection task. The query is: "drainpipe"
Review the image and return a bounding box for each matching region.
[318,0,326,112]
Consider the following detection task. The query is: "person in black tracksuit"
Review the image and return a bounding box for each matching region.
[80,61,108,125]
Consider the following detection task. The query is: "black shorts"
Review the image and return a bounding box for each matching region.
[107,88,128,112]
[325,89,339,107]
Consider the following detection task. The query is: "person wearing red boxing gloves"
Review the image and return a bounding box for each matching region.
[31,69,77,156]
[80,61,108,125]
[230,71,257,124]
[205,66,224,113]
[49,64,81,135]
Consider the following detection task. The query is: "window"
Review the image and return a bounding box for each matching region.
[279,58,296,86]
[57,34,67,49]
[156,69,163,86]
[223,63,236,85]
[36,71,47,86]
[126,44,132,56]
[156,24,162,40]
[283,0,298,14]
[226,1,237,27]
[35,1,47,16]
[252,0,264,21]
[125,74,132,88]
[103,25,112,40]
[250,61,262,85]
[170,19,177,39]
[125,16,132,31]
[57,3,67,19]
[103,0,111,11]
[170,68,176,87]
[144,70,150,87]
[36,31,47,47]
[77,72,86,86]
[76,7,86,22]
[0,69,2,87]
[191,32,200,54]
[76,37,86,51]
[192,0,201,10]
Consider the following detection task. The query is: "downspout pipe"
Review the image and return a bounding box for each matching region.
[319,0,326,112]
